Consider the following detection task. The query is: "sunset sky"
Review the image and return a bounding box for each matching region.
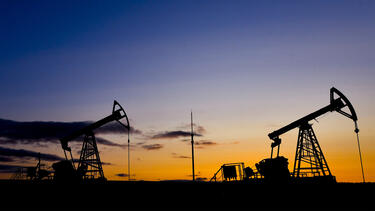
[0,0,374,182]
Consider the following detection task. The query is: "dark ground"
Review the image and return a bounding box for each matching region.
[1,180,374,208]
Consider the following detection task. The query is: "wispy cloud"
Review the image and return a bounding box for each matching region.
[142,144,163,150]
[176,123,206,135]
[171,153,190,159]
[151,130,202,139]
[194,140,217,146]
[181,139,239,149]
[95,137,127,148]
[95,122,142,135]
[115,173,128,177]
[114,173,135,178]
[147,124,206,140]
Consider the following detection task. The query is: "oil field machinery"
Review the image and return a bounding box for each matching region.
[211,163,247,182]
[262,87,364,183]
[53,100,130,182]
[11,153,52,181]
[210,87,364,184]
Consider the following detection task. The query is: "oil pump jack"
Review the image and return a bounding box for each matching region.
[53,100,130,182]
[257,87,363,183]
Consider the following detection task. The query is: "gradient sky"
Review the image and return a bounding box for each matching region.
[0,0,374,182]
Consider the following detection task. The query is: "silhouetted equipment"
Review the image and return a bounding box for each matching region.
[52,160,77,182]
[11,152,51,181]
[243,167,254,179]
[223,165,237,180]
[255,156,290,183]
[267,87,362,182]
[56,100,130,182]
[211,163,252,182]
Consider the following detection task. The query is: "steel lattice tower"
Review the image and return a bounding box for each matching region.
[292,123,332,178]
[77,132,104,179]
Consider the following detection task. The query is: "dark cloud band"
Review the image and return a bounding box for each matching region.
[0,118,139,148]
[0,146,63,161]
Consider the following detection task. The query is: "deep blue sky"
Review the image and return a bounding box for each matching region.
[0,0,374,122]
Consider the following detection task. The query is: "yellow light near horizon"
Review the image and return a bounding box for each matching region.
[100,127,374,183]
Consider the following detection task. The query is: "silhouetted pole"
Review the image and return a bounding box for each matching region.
[191,111,195,181]
[128,129,131,181]
[355,123,365,183]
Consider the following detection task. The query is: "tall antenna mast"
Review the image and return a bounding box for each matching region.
[191,111,195,181]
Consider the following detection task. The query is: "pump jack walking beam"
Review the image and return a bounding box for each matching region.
[60,101,130,153]
[268,87,358,152]
[59,100,130,178]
